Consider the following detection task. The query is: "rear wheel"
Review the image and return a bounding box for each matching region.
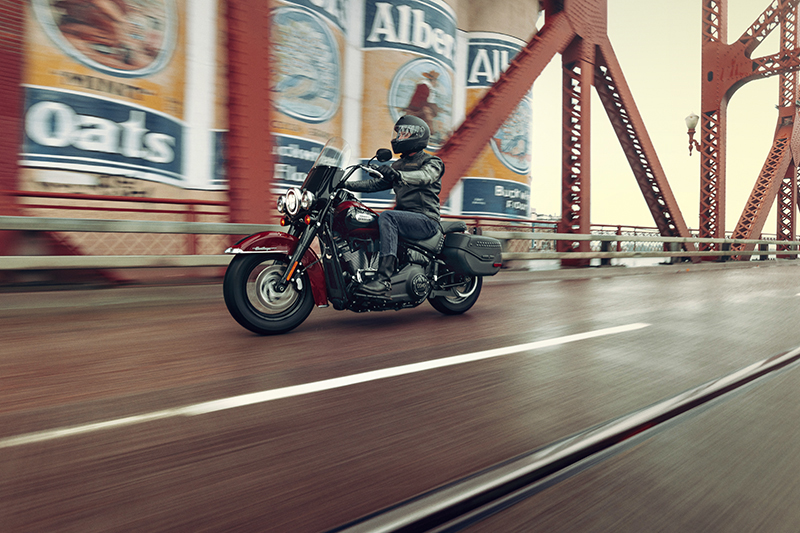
[223,254,314,335]
[428,275,482,315]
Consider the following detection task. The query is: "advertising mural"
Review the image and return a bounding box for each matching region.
[21,0,186,195]
[462,33,532,219]
[271,0,347,194]
[358,0,456,208]
[211,0,228,189]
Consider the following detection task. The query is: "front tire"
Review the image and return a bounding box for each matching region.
[428,275,482,315]
[223,254,314,335]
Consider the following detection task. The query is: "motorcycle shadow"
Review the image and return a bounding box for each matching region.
[302,305,478,335]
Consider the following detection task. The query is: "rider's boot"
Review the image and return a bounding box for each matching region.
[358,255,395,297]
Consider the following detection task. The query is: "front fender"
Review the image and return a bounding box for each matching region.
[226,231,328,306]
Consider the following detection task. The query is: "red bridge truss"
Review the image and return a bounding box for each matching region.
[436,0,694,264]
[700,0,800,255]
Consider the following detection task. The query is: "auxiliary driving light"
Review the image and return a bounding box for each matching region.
[300,190,316,210]
[276,195,286,213]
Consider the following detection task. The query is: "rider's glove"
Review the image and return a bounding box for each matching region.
[376,164,401,183]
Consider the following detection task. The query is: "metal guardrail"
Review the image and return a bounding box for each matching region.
[0,216,278,270]
[490,231,800,260]
[0,216,277,235]
[0,255,235,270]
[0,216,799,270]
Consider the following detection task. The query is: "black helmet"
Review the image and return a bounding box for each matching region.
[391,115,430,155]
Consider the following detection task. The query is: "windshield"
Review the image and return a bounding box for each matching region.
[312,137,351,170]
[302,137,351,197]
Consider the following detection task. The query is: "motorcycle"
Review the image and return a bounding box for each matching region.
[223,137,503,335]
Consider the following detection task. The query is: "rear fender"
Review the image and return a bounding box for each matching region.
[226,231,327,306]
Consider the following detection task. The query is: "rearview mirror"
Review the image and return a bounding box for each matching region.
[375,148,393,162]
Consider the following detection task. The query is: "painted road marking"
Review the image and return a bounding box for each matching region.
[0,323,650,449]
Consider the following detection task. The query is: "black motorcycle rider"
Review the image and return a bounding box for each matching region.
[344,115,444,296]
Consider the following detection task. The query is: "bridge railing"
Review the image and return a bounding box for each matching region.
[0,215,797,270]
[490,230,798,261]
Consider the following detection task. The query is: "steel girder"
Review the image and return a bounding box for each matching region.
[700,0,800,251]
[730,2,800,254]
[776,162,798,256]
[730,127,793,251]
[0,0,23,219]
[558,38,593,264]
[741,0,794,55]
[594,38,693,242]
[778,6,799,109]
[777,9,799,256]
[0,0,24,258]
[699,0,730,249]
[226,0,274,224]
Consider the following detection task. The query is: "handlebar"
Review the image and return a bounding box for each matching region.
[338,163,381,189]
[361,164,383,178]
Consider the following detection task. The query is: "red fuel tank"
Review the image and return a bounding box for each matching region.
[333,200,380,238]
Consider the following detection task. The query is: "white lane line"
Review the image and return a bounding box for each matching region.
[0,323,650,449]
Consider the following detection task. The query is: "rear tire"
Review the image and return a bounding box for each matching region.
[223,254,314,335]
[428,275,482,315]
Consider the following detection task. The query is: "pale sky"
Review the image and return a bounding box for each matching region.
[531,0,784,234]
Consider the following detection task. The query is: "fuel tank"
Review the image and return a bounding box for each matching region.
[333,200,380,238]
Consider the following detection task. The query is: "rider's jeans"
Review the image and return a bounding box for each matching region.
[378,210,438,258]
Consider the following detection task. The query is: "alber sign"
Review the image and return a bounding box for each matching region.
[365,1,456,63]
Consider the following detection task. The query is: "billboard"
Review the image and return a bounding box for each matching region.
[461,33,532,219]
[21,0,187,193]
[358,0,456,207]
[270,0,347,194]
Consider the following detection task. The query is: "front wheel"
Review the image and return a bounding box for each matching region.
[223,254,314,335]
[428,275,483,315]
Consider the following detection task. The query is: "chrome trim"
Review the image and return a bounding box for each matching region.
[300,190,316,210]
[225,247,284,254]
[285,188,301,215]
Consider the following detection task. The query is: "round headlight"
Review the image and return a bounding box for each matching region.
[276,195,286,213]
[300,190,316,210]
[285,188,300,215]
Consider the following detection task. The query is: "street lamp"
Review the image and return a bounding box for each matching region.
[685,113,702,156]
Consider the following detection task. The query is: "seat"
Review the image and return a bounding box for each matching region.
[402,220,466,255]
[403,230,444,254]
[441,220,468,233]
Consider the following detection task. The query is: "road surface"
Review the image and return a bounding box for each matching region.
[2,261,799,531]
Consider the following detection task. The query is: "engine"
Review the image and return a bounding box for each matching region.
[335,237,378,278]
[333,222,434,308]
[390,264,432,303]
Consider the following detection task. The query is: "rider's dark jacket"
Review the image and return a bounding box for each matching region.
[345,151,443,222]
